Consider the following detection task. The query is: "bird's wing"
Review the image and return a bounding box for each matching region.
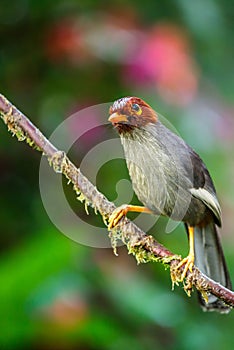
[189,187,222,226]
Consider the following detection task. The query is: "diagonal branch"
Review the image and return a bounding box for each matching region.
[0,93,233,308]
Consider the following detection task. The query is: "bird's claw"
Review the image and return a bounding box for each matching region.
[173,254,195,283]
[108,204,128,230]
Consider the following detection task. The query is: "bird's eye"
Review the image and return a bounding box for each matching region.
[131,103,142,115]
[132,103,140,111]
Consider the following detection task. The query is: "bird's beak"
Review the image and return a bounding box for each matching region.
[108,112,128,124]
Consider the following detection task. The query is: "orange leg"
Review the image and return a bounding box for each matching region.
[108,204,152,230]
[176,226,195,280]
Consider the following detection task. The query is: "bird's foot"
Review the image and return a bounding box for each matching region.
[171,253,195,286]
[108,204,129,230]
[108,204,152,230]
[177,254,195,281]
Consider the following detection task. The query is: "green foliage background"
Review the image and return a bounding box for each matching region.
[1,1,234,349]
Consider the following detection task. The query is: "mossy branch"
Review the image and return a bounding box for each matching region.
[0,93,233,309]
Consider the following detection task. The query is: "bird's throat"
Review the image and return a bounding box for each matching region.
[114,123,135,135]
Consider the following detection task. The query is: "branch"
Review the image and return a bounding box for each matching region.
[0,93,233,309]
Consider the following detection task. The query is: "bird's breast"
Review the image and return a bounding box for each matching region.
[120,128,196,221]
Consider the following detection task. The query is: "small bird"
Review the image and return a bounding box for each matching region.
[108,96,232,312]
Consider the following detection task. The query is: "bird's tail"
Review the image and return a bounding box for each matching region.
[190,222,232,313]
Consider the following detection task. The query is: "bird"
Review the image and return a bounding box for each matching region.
[108,96,232,313]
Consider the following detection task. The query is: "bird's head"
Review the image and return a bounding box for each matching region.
[108,97,157,134]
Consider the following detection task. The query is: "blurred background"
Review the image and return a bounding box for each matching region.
[1,0,234,349]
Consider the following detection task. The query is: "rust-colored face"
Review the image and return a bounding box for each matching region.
[109,97,157,133]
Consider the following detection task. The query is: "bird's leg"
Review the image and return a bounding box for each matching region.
[108,204,152,230]
[175,226,195,281]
